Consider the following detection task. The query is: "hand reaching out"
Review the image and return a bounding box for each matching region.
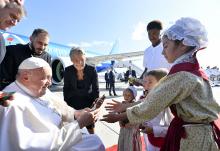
[105,99,126,113]
[100,112,120,123]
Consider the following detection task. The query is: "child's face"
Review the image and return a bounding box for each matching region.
[143,75,158,91]
[123,89,134,102]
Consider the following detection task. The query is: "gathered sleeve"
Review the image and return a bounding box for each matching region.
[127,72,199,124]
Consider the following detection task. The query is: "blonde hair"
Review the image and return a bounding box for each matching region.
[5,2,26,18]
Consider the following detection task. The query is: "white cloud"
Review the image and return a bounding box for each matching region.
[132,22,146,41]
[67,43,79,47]
[68,40,112,49]
[80,42,92,48]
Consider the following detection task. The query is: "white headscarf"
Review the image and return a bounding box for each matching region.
[163,17,208,50]
[127,86,137,98]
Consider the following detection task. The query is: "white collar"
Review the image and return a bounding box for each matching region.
[173,50,195,66]
[15,80,37,97]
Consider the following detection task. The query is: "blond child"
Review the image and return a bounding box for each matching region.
[140,69,173,151]
[117,86,142,151]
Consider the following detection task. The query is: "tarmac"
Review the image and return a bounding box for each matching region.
[50,81,220,149]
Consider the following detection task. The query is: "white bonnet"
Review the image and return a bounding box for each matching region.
[19,57,50,70]
[127,86,137,98]
[163,17,208,50]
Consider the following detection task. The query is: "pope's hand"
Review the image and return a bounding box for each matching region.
[76,108,100,128]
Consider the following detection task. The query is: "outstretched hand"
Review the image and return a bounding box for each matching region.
[100,112,120,123]
[105,99,126,113]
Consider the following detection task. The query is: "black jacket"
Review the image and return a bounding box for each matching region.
[63,64,99,110]
[124,69,136,81]
[109,70,115,83]
[104,72,109,81]
[0,43,51,90]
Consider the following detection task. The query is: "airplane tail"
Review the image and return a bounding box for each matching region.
[109,39,119,55]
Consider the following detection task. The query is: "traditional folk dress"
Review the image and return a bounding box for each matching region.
[0,81,105,151]
[117,100,142,151]
[127,52,220,151]
[140,91,173,151]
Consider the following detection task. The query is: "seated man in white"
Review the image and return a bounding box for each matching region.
[0,57,105,151]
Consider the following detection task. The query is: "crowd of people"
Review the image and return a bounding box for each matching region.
[0,1,220,150]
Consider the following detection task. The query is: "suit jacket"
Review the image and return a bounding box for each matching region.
[63,64,99,110]
[109,70,115,83]
[104,72,109,81]
[0,43,51,90]
[124,69,136,81]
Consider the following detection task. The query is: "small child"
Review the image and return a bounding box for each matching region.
[140,69,173,151]
[117,86,142,151]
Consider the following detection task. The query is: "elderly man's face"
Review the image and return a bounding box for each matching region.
[26,67,52,97]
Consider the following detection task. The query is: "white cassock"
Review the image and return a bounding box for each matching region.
[0,81,105,151]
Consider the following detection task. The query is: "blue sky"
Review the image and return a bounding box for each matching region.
[9,0,220,68]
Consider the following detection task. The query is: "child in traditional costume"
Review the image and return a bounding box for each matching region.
[140,69,173,151]
[102,17,220,151]
[117,86,142,151]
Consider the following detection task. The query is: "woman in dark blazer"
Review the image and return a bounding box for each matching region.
[63,47,99,134]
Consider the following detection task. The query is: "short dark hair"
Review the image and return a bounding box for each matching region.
[147,20,163,31]
[31,28,49,38]
[144,68,168,81]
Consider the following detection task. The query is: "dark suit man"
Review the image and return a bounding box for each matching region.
[109,67,117,96]
[104,70,109,90]
[125,66,136,86]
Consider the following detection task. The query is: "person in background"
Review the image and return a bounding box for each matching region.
[0,28,51,90]
[0,1,26,105]
[109,66,117,96]
[104,69,110,90]
[63,47,99,134]
[0,57,105,151]
[140,20,170,80]
[102,17,220,151]
[124,66,136,86]
[118,86,142,151]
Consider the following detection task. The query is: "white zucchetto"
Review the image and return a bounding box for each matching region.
[163,17,208,50]
[18,57,50,70]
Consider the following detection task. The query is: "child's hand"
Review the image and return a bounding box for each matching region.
[105,99,126,113]
[140,125,153,134]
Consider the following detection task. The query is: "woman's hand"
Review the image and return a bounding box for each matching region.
[105,100,126,113]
